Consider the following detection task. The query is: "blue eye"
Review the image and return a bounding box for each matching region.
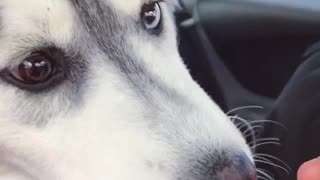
[141,2,162,32]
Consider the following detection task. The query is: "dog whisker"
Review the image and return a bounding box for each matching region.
[254,156,290,174]
[257,175,270,180]
[257,168,275,180]
[255,159,290,177]
[229,115,257,151]
[254,153,292,173]
[243,125,264,138]
[247,120,287,131]
[254,159,290,175]
[232,116,258,131]
[248,138,280,146]
[249,137,280,152]
[226,105,264,115]
[228,108,288,180]
[251,141,281,149]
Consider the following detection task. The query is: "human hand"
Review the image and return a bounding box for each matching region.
[298,158,320,180]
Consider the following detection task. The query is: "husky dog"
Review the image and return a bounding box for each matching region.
[0,0,255,179]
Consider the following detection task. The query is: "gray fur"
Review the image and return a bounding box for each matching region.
[70,0,187,105]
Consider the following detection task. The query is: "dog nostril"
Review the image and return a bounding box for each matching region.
[217,154,256,180]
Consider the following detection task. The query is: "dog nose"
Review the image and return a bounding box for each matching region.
[216,154,256,180]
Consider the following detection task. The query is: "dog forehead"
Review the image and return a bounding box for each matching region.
[0,0,74,23]
[0,0,75,43]
[108,0,145,14]
[108,0,177,15]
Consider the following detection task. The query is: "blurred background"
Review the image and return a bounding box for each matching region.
[177,0,320,179]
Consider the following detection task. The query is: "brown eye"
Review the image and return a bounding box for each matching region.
[141,2,162,32]
[14,53,53,83]
[0,49,66,92]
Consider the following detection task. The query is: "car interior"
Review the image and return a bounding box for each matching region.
[176,0,320,179]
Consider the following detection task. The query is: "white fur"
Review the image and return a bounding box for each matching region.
[0,0,253,180]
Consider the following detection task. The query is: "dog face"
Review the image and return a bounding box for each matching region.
[0,0,255,179]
